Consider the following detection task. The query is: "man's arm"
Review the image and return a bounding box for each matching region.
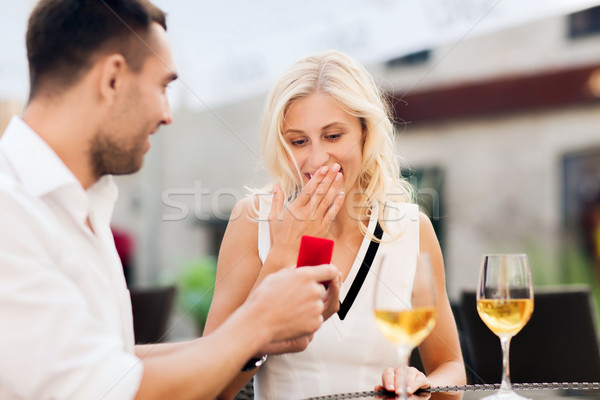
[134,265,337,400]
[0,188,336,400]
[134,299,270,400]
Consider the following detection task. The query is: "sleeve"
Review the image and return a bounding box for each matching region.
[0,189,143,400]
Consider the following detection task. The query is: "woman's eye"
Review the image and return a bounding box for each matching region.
[290,139,307,146]
[326,133,342,141]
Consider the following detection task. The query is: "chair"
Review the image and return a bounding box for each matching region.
[459,285,600,384]
[234,378,254,400]
[129,285,176,344]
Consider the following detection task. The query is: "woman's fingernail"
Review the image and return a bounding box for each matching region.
[320,166,328,174]
[332,163,341,172]
[335,172,342,182]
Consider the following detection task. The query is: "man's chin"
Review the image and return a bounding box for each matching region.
[107,159,144,176]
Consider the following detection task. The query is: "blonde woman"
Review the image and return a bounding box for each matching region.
[204,50,466,399]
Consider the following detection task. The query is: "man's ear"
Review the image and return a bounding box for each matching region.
[98,54,128,103]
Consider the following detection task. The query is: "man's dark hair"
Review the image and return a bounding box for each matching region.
[26,0,167,99]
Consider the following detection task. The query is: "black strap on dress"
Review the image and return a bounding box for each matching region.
[337,221,383,320]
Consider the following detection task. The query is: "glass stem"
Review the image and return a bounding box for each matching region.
[397,346,411,400]
[499,335,514,393]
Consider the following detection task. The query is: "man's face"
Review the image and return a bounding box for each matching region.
[90,23,177,178]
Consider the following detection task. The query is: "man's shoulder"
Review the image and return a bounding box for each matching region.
[0,153,26,202]
[0,155,49,224]
[0,167,22,200]
[0,146,15,175]
[0,165,61,260]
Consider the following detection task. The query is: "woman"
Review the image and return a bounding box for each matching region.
[204,50,466,399]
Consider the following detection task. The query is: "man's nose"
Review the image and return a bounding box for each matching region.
[161,97,173,125]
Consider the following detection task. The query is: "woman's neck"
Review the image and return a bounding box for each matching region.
[328,193,370,238]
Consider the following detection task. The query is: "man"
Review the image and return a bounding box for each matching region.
[0,1,340,399]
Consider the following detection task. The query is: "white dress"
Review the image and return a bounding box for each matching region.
[254,200,420,400]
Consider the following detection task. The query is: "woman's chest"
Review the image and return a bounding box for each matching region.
[330,232,365,281]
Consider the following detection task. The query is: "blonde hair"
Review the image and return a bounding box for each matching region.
[258,50,414,239]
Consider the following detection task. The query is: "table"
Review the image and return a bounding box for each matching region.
[303,387,600,399]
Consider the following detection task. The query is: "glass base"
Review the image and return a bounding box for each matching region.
[480,391,531,400]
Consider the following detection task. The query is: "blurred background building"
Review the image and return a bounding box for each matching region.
[2,1,600,335]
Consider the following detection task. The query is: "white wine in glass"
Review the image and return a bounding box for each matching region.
[476,254,534,400]
[373,253,437,400]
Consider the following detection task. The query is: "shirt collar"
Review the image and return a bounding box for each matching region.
[1,116,79,197]
[0,116,118,228]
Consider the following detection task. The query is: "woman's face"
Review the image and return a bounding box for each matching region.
[282,91,363,194]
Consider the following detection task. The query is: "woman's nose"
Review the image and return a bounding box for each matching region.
[307,143,329,169]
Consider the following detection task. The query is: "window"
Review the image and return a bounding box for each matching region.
[568,6,600,39]
[562,148,600,277]
[401,166,445,250]
[385,50,431,68]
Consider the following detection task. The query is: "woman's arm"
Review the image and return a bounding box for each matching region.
[416,212,466,387]
[381,212,466,395]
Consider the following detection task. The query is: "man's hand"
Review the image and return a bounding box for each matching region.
[322,271,341,320]
[244,264,338,344]
[259,334,314,355]
[256,269,341,355]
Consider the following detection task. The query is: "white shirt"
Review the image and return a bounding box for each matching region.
[255,198,419,399]
[0,117,143,399]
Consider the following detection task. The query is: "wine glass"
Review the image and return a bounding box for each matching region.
[373,252,437,400]
[476,254,534,400]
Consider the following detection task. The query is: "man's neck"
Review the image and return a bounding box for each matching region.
[22,97,98,190]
